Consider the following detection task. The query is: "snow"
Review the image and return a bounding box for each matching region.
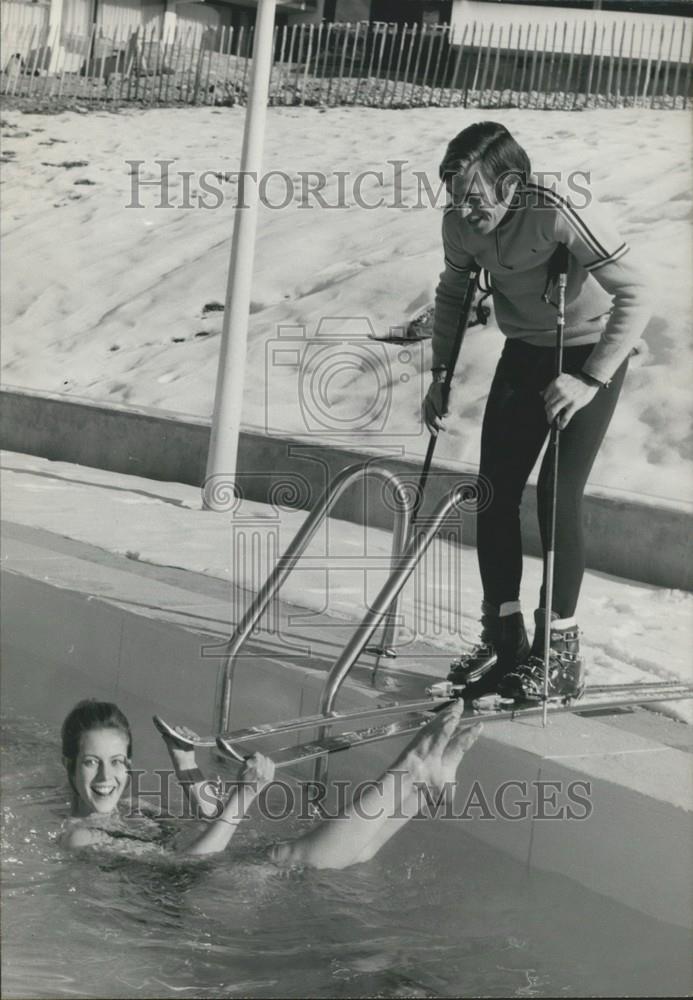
[1,104,690,721]
[1,106,692,503]
[2,451,691,723]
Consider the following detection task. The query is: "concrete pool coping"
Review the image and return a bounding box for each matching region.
[2,384,691,590]
[2,519,691,930]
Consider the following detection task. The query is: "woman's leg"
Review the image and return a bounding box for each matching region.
[270,703,482,870]
[536,354,628,618]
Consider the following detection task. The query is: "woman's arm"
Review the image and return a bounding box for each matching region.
[182,754,275,856]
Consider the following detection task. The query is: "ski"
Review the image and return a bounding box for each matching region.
[153,680,691,753]
[215,685,693,768]
[152,696,452,751]
[217,711,438,766]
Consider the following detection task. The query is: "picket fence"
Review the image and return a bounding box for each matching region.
[1,13,691,110]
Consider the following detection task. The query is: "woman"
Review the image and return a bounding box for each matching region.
[424,121,650,703]
[60,698,481,867]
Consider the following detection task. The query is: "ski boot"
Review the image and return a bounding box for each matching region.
[498,610,585,703]
[448,602,530,700]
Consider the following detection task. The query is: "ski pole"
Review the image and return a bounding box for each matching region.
[412,266,481,529]
[542,244,570,726]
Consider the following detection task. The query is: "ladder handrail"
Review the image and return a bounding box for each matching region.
[216,461,413,734]
[318,483,468,717]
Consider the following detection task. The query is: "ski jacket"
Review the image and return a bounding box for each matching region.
[432,176,651,384]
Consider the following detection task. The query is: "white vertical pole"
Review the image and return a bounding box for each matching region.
[204,0,277,510]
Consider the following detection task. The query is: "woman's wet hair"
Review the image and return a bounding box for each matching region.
[439,121,531,196]
[61,699,133,775]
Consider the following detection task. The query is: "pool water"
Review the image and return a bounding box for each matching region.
[2,710,691,999]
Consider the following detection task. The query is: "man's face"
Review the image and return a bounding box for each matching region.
[448,167,516,235]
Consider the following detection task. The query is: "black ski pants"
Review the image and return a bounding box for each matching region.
[476,338,628,619]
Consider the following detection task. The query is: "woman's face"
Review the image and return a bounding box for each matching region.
[70,727,130,817]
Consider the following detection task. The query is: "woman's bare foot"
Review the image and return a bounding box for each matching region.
[160,724,201,772]
[401,701,482,790]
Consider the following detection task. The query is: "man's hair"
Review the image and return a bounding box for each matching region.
[439,121,531,192]
[61,699,133,775]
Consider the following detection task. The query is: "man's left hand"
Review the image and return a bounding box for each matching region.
[542,373,598,429]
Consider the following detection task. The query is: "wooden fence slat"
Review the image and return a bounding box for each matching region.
[325,23,339,106]
[522,22,534,106]
[633,21,646,105]
[670,21,686,109]
[461,21,476,108]
[335,23,350,105]
[623,21,636,107]
[173,27,190,104]
[410,22,427,106]
[8,24,31,97]
[553,20,566,109]
[401,21,417,106]
[649,22,665,108]
[271,23,285,104]
[420,23,437,106]
[391,20,409,106]
[526,23,541,107]
[355,20,371,104]
[177,25,192,103]
[22,25,41,100]
[283,24,296,105]
[203,24,217,105]
[585,21,598,107]
[437,23,455,106]
[468,24,485,102]
[593,22,608,106]
[314,19,326,90]
[52,21,68,103]
[362,21,379,104]
[374,23,389,106]
[684,26,693,109]
[346,21,360,105]
[534,24,549,108]
[300,24,313,106]
[614,20,626,106]
[543,20,558,109]
[311,21,324,104]
[476,23,494,103]
[561,21,577,111]
[30,22,50,100]
[488,23,502,107]
[380,23,397,106]
[504,23,518,107]
[447,22,467,107]
[660,20,676,109]
[35,22,54,101]
[429,25,447,106]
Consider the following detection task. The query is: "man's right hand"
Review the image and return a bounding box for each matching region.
[423,381,448,435]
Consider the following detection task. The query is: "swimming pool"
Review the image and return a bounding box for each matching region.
[3,708,692,999]
[2,532,692,997]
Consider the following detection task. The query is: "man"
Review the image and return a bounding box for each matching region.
[424,121,651,702]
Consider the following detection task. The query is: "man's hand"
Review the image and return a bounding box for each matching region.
[423,381,448,435]
[542,373,598,429]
